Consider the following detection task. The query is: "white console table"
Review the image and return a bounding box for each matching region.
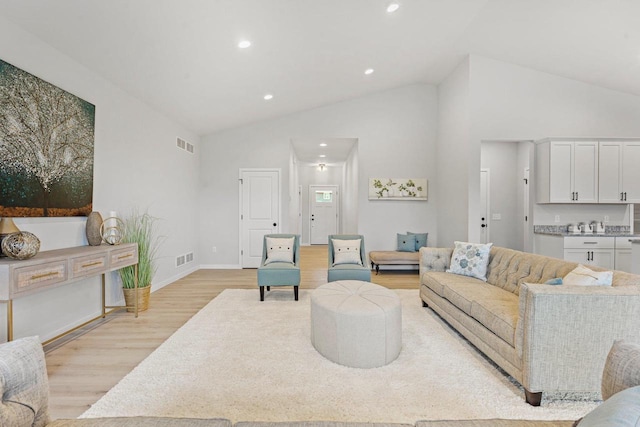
[0,243,138,343]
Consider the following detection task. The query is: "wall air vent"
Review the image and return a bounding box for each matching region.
[176,254,186,267]
[186,252,194,263]
[177,137,194,154]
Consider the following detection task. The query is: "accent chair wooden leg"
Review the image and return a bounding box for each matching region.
[422,300,428,308]
[267,286,270,291]
[525,389,542,406]
[375,264,380,275]
[294,286,299,301]
[260,286,265,301]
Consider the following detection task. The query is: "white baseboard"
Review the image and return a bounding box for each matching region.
[152,265,199,291]
[200,264,242,269]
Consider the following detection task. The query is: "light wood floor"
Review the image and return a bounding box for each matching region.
[45,245,419,420]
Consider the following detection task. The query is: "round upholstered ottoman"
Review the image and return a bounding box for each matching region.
[310,280,402,368]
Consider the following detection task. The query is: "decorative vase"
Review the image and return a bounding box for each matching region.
[86,211,103,246]
[123,286,151,312]
[1,231,40,260]
[0,218,20,258]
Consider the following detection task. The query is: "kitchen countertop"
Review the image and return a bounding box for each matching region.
[534,231,640,237]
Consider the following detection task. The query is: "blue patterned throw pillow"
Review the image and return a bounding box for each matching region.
[446,241,493,281]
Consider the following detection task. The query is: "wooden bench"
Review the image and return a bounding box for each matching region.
[369,251,420,274]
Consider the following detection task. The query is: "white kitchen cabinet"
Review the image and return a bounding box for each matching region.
[563,236,615,269]
[536,139,598,203]
[535,234,616,270]
[599,141,640,203]
[614,237,633,272]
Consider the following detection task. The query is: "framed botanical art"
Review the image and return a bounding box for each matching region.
[368,178,428,200]
[0,59,95,217]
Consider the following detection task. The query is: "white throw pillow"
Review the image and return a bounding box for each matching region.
[446,241,493,281]
[563,264,613,286]
[264,237,295,265]
[332,239,363,266]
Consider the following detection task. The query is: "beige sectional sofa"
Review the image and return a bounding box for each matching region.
[419,245,640,405]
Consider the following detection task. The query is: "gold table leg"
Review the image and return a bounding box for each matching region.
[101,273,106,318]
[7,300,13,342]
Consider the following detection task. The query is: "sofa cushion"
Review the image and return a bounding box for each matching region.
[440,279,506,316]
[49,418,233,426]
[486,247,577,295]
[0,336,50,427]
[470,294,519,347]
[420,248,452,273]
[601,340,640,400]
[576,385,640,426]
[447,242,492,281]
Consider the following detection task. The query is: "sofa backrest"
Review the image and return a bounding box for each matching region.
[486,246,640,295]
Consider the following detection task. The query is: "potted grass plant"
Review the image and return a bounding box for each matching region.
[118,209,162,312]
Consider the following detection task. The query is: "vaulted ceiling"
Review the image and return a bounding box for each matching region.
[2,0,640,136]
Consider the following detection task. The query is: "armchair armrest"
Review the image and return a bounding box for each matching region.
[517,283,640,394]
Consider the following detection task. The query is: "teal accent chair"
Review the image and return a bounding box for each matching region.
[327,234,371,282]
[257,234,301,301]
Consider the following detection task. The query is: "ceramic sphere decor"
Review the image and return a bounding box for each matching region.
[1,231,41,260]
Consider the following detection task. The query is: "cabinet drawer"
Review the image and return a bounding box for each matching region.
[71,253,108,279]
[564,236,615,249]
[110,246,138,269]
[12,261,68,297]
[615,237,635,249]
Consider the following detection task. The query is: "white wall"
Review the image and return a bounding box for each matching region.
[436,58,470,247]
[0,17,200,342]
[341,144,359,235]
[199,84,438,266]
[465,55,640,243]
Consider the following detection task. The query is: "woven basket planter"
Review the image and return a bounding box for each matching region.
[123,286,151,312]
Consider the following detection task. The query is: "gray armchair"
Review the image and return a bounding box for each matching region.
[257,234,301,301]
[327,234,371,282]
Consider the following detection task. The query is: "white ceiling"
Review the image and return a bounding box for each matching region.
[291,138,357,165]
[2,0,640,136]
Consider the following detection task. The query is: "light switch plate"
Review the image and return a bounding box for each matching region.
[492,213,501,220]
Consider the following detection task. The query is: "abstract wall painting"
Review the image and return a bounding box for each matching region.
[0,59,95,217]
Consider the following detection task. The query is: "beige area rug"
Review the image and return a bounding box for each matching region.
[81,289,597,423]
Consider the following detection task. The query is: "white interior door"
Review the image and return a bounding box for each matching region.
[240,169,280,268]
[309,185,338,245]
[480,169,490,244]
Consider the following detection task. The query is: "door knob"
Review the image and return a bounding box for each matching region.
[481,224,486,228]
[273,223,277,227]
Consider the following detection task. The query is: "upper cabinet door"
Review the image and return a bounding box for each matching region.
[549,141,574,203]
[621,142,640,203]
[572,141,598,203]
[598,142,623,203]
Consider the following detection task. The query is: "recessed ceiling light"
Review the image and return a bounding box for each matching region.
[263,94,273,100]
[364,68,375,75]
[320,143,327,147]
[386,3,400,13]
[238,40,251,49]
[319,154,326,158]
